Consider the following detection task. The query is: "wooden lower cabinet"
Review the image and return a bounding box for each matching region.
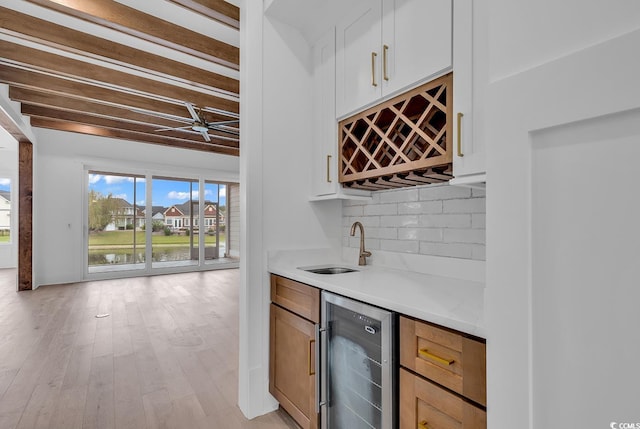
[269,303,319,429]
[400,368,486,429]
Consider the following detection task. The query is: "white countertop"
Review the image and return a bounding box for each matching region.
[268,249,486,338]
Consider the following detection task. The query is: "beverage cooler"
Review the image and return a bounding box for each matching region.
[318,291,397,429]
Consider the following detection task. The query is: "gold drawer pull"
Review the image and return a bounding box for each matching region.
[418,421,430,429]
[383,44,389,81]
[371,52,378,87]
[326,155,332,183]
[457,112,464,157]
[419,348,454,366]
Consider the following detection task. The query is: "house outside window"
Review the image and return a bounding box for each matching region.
[0,178,10,243]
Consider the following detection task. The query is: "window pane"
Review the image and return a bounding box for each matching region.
[151,177,199,268]
[0,178,10,244]
[204,181,226,263]
[87,172,145,273]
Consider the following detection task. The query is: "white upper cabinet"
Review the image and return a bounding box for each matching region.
[450,0,486,185]
[311,28,338,197]
[310,27,371,200]
[336,0,453,118]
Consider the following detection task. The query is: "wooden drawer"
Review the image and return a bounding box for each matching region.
[400,316,486,406]
[270,275,320,323]
[400,368,486,429]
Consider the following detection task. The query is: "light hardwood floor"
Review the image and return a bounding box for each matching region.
[0,268,298,429]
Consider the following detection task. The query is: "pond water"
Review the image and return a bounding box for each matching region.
[88,246,224,266]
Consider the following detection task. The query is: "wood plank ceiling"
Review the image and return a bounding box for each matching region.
[0,0,240,156]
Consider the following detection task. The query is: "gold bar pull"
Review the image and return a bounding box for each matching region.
[419,348,454,366]
[326,155,332,183]
[457,112,464,157]
[383,44,389,81]
[418,421,430,429]
[308,339,315,375]
[371,52,378,87]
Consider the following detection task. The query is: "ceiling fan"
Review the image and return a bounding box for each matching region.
[154,102,239,143]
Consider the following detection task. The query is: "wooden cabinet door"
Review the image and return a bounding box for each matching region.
[335,1,382,118]
[400,368,486,429]
[381,0,452,97]
[269,304,318,429]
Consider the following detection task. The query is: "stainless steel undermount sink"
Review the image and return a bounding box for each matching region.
[299,265,359,275]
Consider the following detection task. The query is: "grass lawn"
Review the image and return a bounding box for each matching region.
[88,230,224,246]
[0,235,9,243]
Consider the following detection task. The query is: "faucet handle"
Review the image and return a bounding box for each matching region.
[362,250,372,257]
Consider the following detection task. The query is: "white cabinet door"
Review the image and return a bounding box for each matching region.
[312,28,338,196]
[311,28,372,200]
[335,2,383,118]
[451,0,486,184]
[381,0,453,97]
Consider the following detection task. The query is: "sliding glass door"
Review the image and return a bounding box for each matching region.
[86,169,232,276]
[87,172,145,273]
[151,177,199,269]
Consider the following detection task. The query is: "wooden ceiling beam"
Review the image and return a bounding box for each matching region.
[30,117,240,156]
[10,87,239,140]
[0,39,239,114]
[22,103,239,148]
[0,65,223,120]
[10,87,187,130]
[24,0,239,70]
[168,0,240,29]
[0,6,238,95]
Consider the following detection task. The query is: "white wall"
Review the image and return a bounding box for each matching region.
[33,128,239,286]
[486,1,640,427]
[228,183,240,257]
[238,0,342,418]
[0,127,17,269]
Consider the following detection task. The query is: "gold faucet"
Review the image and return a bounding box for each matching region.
[350,221,372,266]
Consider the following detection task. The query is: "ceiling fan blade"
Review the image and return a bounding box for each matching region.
[207,125,240,136]
[207,119,240,127]
[155,125,193,132]
[201,130,211,142]
[186,102,201,122]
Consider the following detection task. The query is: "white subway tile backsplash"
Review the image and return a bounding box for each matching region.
[443,228,486,244]
[380,215,420,228]
[379,188,419,203]
[364,203,398,216]
[398,227,443,242]
[419,214,471,228]
[472,213,486,229]
[419,184,471,201]
[443,197,486,214]
[381,239,420,254]
[398,201,442,215]
[471,244,486,261]
[343,184,485,261]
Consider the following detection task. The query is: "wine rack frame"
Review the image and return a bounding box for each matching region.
[339,73,453,190]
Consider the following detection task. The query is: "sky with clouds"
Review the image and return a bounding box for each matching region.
[88,174,226,208]
[0,177,10,192]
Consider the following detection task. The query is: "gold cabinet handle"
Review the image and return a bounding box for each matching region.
[308,339,315,375]
[418,421,430,429]
[371,52,378,87]
[457,112,464,157]
[418,348,454,366]
[383,44,389,81]
[326,155,332,183]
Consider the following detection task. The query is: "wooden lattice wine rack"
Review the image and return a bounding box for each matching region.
[339,73,453,190]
